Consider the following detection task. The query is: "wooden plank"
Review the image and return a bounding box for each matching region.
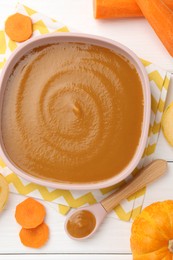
[154,132,173,161]
[0,162,173,254]
[0,193,132,254]
[0,0,172,258]
[143,162,173,208]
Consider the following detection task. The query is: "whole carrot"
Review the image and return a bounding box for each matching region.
[136,0,173,57]
[94,0,173,19]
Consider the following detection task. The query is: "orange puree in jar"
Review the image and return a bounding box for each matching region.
[1,43,143,183]
[67,210,96,238]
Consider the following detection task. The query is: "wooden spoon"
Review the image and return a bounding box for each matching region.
[64,159,167,240]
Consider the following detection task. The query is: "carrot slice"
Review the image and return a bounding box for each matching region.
[5,13,33,42]
[136,0,173,57]
[15,198,46,229]
[19,222,49,248]
[94,0,173,19]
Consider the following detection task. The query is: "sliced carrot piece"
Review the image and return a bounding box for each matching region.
[19,222,49,248]
[5,13,33,42]
[136,0,173,57]
[15,198,46,229]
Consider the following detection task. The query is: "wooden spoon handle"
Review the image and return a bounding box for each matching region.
[101,160,167,213]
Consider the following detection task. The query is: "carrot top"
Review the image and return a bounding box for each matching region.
[15,198,46,229]
[5,13,33,42]
[19,222,49,248]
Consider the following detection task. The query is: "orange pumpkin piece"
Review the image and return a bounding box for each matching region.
[19,222,49,248]
[5,13,33,42]
[131,200,173,259]
[15,198,46,229]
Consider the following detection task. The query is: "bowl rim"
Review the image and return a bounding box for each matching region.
[0,32,151,190]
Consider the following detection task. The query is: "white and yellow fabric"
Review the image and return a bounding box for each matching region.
[0,3,171,221]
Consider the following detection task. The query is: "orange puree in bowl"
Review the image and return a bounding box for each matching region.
[1,43,143,183]
[67,210,96,238]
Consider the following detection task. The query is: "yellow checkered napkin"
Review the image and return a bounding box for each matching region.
[0,3,171,221]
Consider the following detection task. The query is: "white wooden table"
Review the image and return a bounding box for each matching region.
[0,1,173,259]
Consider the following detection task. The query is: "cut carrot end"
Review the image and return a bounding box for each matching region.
[136,0,173,57]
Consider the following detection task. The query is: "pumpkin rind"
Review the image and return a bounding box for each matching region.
[131,201,173,259]
[133,247,171,260]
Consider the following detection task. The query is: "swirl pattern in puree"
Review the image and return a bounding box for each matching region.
[2,43,143,183]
